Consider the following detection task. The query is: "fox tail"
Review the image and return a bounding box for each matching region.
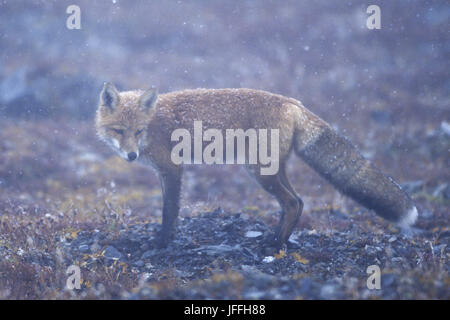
[292,105,418,227]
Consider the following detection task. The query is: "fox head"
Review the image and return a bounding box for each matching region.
[95,82,158,162]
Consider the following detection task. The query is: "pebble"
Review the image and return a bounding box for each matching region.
[388,236,397,243]
[262,256,275,263]
[79,244,90,253]
[104,246,122,260]
[245,231,263,238]
[194,244,240,255]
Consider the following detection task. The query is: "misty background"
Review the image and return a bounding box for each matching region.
[1,1,448,121]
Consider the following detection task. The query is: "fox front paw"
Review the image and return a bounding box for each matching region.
[154,229,175,248]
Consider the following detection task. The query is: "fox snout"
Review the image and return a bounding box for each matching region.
[121,141,139,161]
[121,145,139,162]
[108,137,139,162]
[127,152,137,161]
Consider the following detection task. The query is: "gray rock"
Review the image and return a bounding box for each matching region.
[79,244,90,253]
[388,236,397,243]
[245,231,263,238]
[104,246,122,260]
[193,244,241,255]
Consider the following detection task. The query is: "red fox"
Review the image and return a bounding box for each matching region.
[96,82,418,248]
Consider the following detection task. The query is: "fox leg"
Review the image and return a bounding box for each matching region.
[278,162,304,231]
[278,163,303,205]
[156,168,182,247]
[246,163,302,248]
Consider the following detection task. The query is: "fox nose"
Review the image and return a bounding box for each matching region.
[127,152,137,161]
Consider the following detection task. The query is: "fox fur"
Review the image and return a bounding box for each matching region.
[96,83,418,248]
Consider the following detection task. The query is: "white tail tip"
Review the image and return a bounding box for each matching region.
[397,206,418,228]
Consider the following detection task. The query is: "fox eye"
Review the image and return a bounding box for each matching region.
[135,129,144,136]
[112,128,124,135]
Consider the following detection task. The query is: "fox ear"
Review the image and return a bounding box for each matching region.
[139,88,158,110]
[100,82,120,111]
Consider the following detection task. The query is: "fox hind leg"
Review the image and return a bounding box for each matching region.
[246,163,302,249]
[278,162,303,232]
